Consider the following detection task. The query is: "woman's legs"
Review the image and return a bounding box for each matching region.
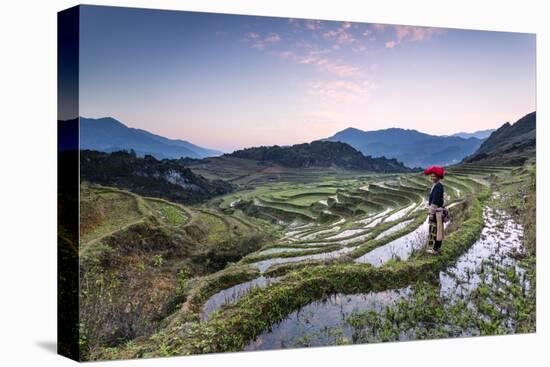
[428,219,442,252]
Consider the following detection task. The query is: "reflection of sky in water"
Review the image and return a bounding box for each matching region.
[257,247,320,256]
[355,217,430,266]
[356,201,461,266]
[439,206,526,298]
[299,226,341,240]
[326,228,366,240]
[375,219,414,240]
[385,203,416,222]
[357,208,391,225]
[245,287,412,351]
[250,246,358,273]
[246,203,528,350]
[201,276,280,321]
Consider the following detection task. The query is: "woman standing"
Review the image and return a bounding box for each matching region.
[423,166,445,254]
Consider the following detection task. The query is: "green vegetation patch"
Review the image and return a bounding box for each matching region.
[145,198,188,227]
[80,185,144,246]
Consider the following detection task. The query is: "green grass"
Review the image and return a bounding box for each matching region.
[195,211,229,242]
[80,184,145,246]
[83,163,536,361]
[145,198,188,227]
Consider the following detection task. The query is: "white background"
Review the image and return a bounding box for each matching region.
[0,0,547,366]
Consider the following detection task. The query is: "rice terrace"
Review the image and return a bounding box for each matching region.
[57,5,537,362]
[77,153,536,360]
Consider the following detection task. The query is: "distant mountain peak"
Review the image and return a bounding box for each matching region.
[449,128,497,140]
[325,125,484,167]
[79,116,223,160]
[338,127,363,134]
[82,116,127,126]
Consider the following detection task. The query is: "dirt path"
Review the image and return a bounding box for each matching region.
[79,217,146,256]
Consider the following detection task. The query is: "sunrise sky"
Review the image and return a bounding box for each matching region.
[79,5,536,152]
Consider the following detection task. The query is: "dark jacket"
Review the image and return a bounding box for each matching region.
[429,181,444,207]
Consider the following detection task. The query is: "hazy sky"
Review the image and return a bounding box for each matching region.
[79,5,536,152]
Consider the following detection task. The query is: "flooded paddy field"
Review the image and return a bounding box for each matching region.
[91,163,535,359]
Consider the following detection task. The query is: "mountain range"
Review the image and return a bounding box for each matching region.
[325,127,484,168]
[448,129,496,140]
[78,115,534,169]
[464,111,536,166]
[80,117,222,159]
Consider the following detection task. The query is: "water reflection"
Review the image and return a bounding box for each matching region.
[245,287,412,350]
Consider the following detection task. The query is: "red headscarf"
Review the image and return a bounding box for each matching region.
[423,165,445,178]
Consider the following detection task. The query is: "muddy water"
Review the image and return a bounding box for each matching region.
[245,287,412,350]
[354,217,430,266]
[201,276,280,321]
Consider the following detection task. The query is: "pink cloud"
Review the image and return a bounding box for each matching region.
[299,54,318,65]
[317,59,363,77]
[337,31,355,45]
[305,20,323,30]
[341,22,352,30]
[245,32,281,50]
[309,79,375,103]
[323,29,339,39]
[394,25,444,42]
[376,25,446,48]
[299,52,364,77]
[246,25,365,78]
[395,25,411,40]
[322,23,357,46]
[264,33,281,43]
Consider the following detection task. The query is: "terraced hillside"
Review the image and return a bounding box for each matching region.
[78,183,275,357]
[81,163,536,361]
